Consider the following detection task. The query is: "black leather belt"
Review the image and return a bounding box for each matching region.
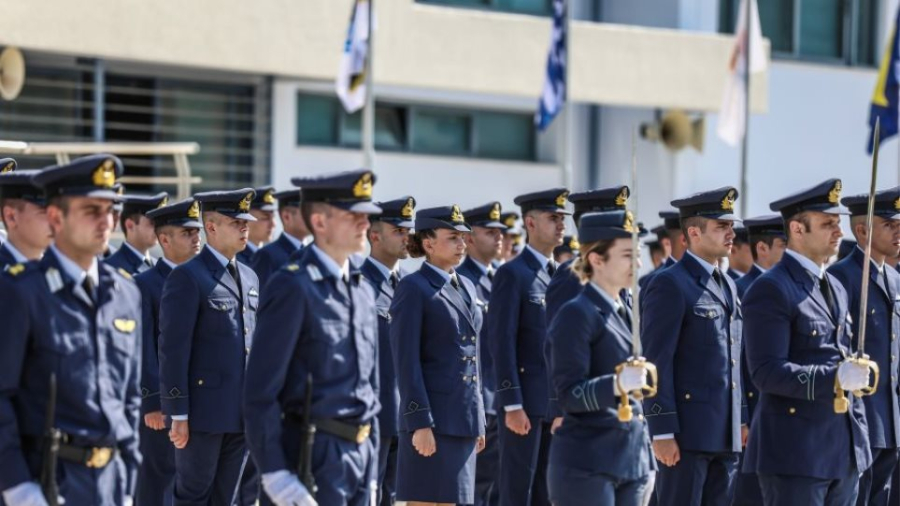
[23,435,117,469]
[286,414,371,444]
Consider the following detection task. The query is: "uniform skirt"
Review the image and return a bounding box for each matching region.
[396,431,477,503]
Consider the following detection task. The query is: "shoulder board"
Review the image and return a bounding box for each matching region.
[307,264,323,282]
[45,267,64,293]
[117,268,133,280]
[5,263,26,276]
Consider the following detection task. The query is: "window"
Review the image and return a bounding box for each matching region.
[417,0,552,16]
[295,92,536,161]
[719,0,878,66]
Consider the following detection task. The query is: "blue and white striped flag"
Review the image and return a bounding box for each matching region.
[535,0,566,131]
[867,5,900,153]
[336,0,371,114]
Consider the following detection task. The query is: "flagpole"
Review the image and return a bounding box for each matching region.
[362,0,375,171]
[739,0,751,218]
[561,0,573,190]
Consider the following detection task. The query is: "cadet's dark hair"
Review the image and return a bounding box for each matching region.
[571,239,616,283]
[680,216,708,245]
[407,229,436,259]
[120,211,143,237]
[749,234,778,262]
[647,240,663,255]
[47,195,71,213]
[784,212,812,244]
[300,202,331,237]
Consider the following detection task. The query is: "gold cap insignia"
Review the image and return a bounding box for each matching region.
[894,197,900,211]
[556,191,569,208]
[187,201,200,219]
[569,237,581,250]
[623,211,636,233]
[504,215,517,227]
[401,197,415,219]
[353,172,374,199]
[239,192,253,212]
[92,160,116,189]
[0,161,14,174]
[828,181,842,204]
[157,196,168,209]
[489,203,501,221]
[450,205,465,224]
[615,187,630,207]
[263,189,276,204]
[113,318,136,333]
[721,189,736,211]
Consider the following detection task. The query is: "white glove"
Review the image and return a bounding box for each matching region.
[261,470,318,506]
[838,361,870,391]
[2,482,49,506]
[616,365,649,395]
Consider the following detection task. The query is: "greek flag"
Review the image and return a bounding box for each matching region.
[535,0,566,132]
[868,5,900,153]
[716,0,766,147]
[336,0,370,114]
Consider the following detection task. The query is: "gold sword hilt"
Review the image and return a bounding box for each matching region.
[834,356,880,414]
[615,357,658,422]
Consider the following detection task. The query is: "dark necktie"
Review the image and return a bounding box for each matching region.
[487,267,494,281]
[819,275,836,317]
[227,261,242,294]
[144,257,153,268]
[547,262,557,277]
[712,268,724,290]
[451,273,470,303]
[82,276,96,304]
[617,302,632,332]
[390,271,399,290]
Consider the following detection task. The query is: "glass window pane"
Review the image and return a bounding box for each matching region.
[475,111,534,160]
[419,0,490,8]
[493,0,552,16]
[719,0,738,34]
[799,0,843,59]
[758,0,794,53]
[340,105,407,150]
[855,0,877,66]
[411,109,471,155]
[296,94,338,146]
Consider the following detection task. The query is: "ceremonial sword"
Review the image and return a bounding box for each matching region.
[835,118,882,413]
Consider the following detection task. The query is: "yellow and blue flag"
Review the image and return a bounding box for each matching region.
[535,0,566,131]
[868,6,900,153]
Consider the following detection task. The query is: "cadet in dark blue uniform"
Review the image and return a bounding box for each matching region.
[727,225,752,280]
[105,192,169,275]
[133,198,203,506]
[391,205,487,505]
[360,196,415,506]
[0,154,142,506]
[158,189,261,506]
[637,211,683,291]
[641,187,745,506]
[547,210,656,506]
[546,185,631,326]
[244,169,382,506]
[828,188,900,506]
[0,161,52,270]
[457,201,507,506]
[731,214,785,506]
[250,189,311,289]
[488,188,568,506]
[742,179,872,505]
[553,235,579,264]
[237,186,276,266]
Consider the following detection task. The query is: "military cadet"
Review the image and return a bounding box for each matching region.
[488,187,568,506]
[105,192,169,275]
[360,196,415,506]
[828,188,900,506]
[0,154,142,506]
[731,215,785,506]
[101,184,125,260]
[237,186,277,266]
[547,210,655,506]
[133,198,203,506]
[244,169,381,506]
[553,236,579,264]
[742,179,872,505]
[158,188,261,506]
[499,211,522,263]
[545,186,631,327]
[637,211,685,291]
[0,161,52,269]
[727,226,752,280]
[457,201,508,506]
[647,231,666,270]
[641,187,745,506]
[250,189,311,288]
[391,205,487,506]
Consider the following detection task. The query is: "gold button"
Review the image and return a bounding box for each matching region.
[732,381,737,390]
[708,310,715,318]
[244,327,249,334]
[731,359,736,366]
[520,367,525,373]
[245,347,251,354]
[198,379,204,386]
[871,308,876,315]
[473,375,478,382]
[638,414,644,421]
[685,393,691,400]
[748,392,754,398]
[789,407,796,414]
[811,330,818,336]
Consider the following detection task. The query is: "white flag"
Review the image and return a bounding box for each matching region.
[336,0,370,114]
[717,0,766,146]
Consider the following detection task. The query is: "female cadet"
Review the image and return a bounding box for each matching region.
[390,205,487,506]
[547,210,656,506]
